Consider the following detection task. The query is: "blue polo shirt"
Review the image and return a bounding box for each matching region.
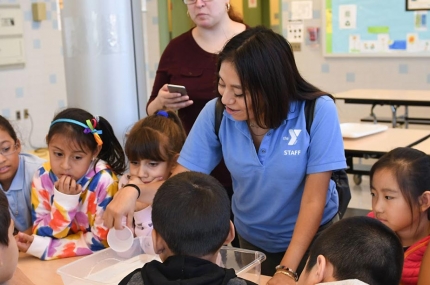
[1,153,45,232]
[178,96,346,252]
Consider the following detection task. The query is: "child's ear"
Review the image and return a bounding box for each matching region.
[419,191,430,212]
[93,145,102,159]
[223,221,236,245]
[152,229,164,254]
[315,255,329,283]
[169,154,180,170]
[16,139,22,152]
[152,229,172,262]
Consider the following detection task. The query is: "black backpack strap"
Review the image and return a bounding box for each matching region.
[304,99,316,134]
[215,97,224,138]
[304,97,351,219]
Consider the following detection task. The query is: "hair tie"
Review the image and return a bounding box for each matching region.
[50,118,103,146]
[85,119,103,146]
[156,110,168,118]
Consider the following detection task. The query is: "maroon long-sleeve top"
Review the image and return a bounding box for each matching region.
[147,28,231,187]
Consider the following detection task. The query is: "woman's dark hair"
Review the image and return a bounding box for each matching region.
[125,110,186,163]
[370,147,430,222]
[0,191,11,246]
[0,115,18,143]
[47,108,126,175]
[217,26,329,129]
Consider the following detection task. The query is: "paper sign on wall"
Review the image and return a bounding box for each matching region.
[339,4,357,29]
[248,0,257,8]
[287,20,304,43]
[414,11,427,31]
[291,1,312,20]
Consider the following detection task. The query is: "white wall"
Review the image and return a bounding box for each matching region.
[0,0,67,150]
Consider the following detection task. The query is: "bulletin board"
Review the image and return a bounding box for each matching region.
[323,0,430,57]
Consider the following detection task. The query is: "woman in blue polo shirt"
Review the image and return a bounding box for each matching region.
[103,26,346,285]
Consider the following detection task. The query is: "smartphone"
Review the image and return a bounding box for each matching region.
[167,84,187,96]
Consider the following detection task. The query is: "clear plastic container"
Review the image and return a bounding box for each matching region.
[57,236,266,285]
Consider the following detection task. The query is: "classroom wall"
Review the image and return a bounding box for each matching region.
[0,0,67,150]
[280,0,430,126]
[2,0,430,150]
[231,0,243,18]
[145,0,161,97]
[0,0,161,149]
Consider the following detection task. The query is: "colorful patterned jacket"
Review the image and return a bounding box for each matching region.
[27,160,118,260]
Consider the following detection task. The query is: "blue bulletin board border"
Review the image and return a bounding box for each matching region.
[323,0,430,57]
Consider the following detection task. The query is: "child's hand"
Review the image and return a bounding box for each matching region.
[127,175,143,185]
[55,176,82,195]
[15,232,34,253]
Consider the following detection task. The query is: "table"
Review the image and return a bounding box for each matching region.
[343,128,430,184]
[334,89,430,128]
[15,253,271,285]
[15,253,80,285]
[412,137,430,154]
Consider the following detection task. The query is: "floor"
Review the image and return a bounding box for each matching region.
[344,173,372,218]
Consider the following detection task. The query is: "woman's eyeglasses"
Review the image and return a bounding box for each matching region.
[183,0,213,4]
[0,144,19,156]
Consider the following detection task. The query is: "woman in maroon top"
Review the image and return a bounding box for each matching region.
[146,0,245,131]
[146,1,246,246]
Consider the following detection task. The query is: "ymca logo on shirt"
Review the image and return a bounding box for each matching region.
[287,129,302,145]
[282,129,303,155]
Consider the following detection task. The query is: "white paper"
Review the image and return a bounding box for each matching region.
[377,34,390,52]
[414,11,427,31]
[339,4,357,29]
[248,0,257,8]
[406,33,420,52]
[421,40,430,52]
[349,34,360,52]
[287,20,304,43]
[360,40,380,53]
[291,1,313,20]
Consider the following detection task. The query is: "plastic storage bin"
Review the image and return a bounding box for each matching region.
[57,236,266,285]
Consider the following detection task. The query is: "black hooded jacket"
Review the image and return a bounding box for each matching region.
[119,255,257,285]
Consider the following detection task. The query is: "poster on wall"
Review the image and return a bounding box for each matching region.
[248,0,257,8]
[287,20,304,43]
[291,1,313,20]
[406,0,430,11]
[323,0,430,57]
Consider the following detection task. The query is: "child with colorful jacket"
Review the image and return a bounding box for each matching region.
[16,108,126,260]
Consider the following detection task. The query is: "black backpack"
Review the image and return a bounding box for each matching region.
[214,97,351,219]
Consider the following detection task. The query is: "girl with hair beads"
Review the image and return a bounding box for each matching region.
[119,110,186,252]
[16,108,126,260]
[0,115,44,234]
[369,147,430,285]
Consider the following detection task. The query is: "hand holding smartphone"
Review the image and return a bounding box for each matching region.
[167,84,187,96]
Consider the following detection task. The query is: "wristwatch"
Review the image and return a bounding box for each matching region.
[275,265,298,281]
